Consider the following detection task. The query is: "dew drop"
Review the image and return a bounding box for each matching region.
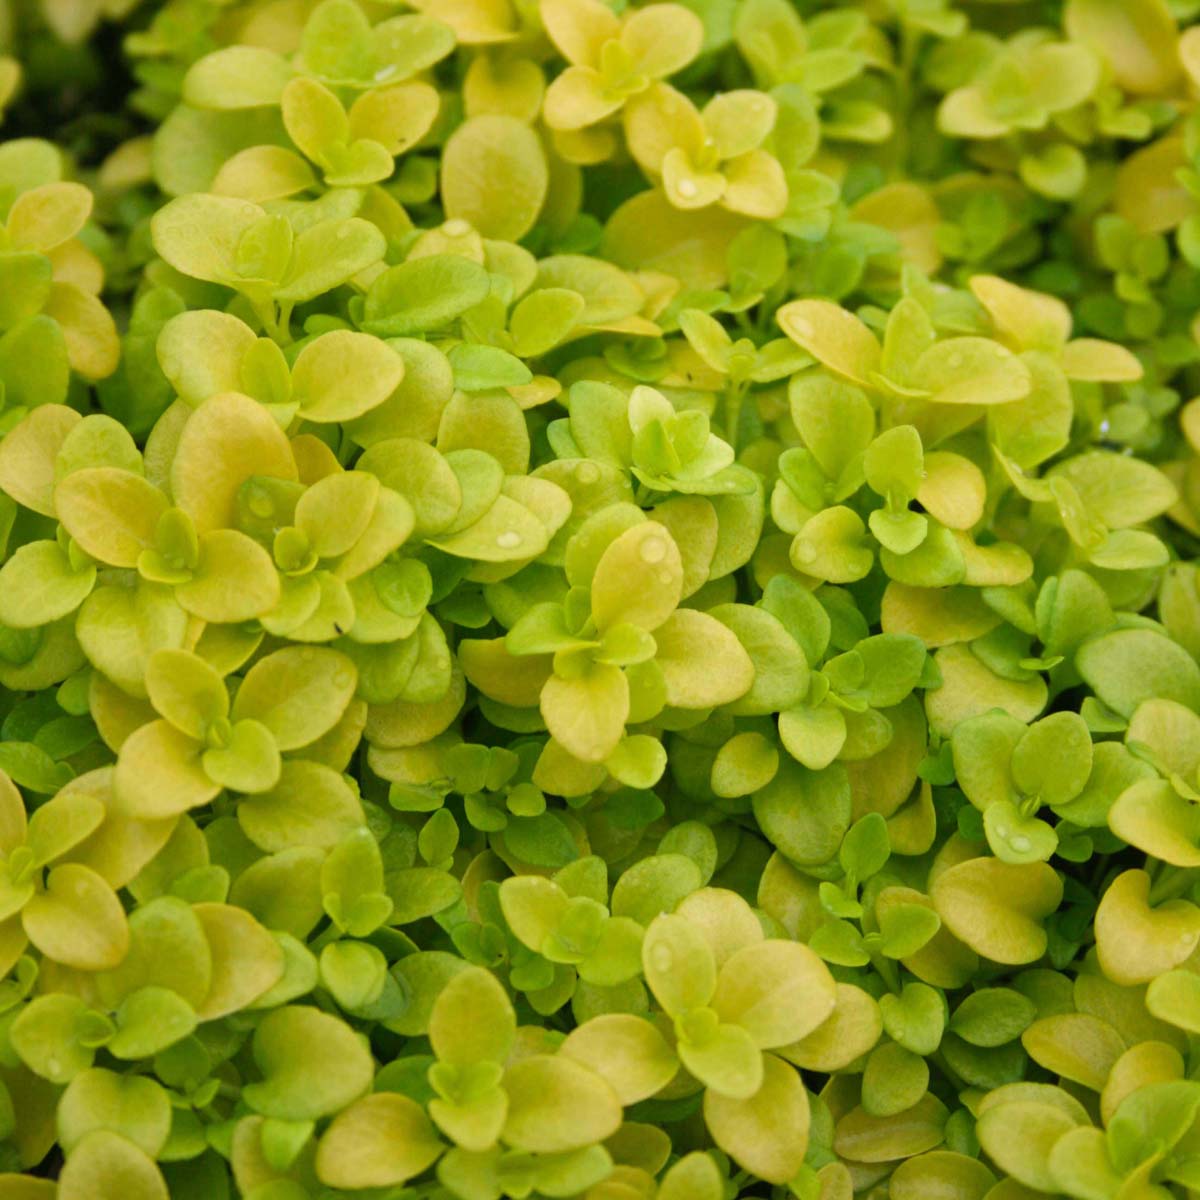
[374,64,398,81]
[639,535,667,564]
[248,488,274,518]
[792,539,817,564]
[677,179,699,199]
[496,530,522,549]
[650,943,673,973]
[1010,835,1031,853]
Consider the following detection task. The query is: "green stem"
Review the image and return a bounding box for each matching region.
[252,298,293,346]
[890,23,921,182]
[274,300,295,345]
[724,379,749,452]
[869,948,902,995]
[309,922,343,953]
[1148,864,1200,906]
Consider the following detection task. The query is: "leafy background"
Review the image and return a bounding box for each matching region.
[0,0,1200,1198]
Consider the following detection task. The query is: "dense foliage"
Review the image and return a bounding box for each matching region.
[1,0,1200,1196]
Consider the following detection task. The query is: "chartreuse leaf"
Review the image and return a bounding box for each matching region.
[290,332,405,423]
[1078,629,1200,717]
[0,1176,55,1199]
[193,903,285,1019]
[316,1093,443,1189]
[1095,869,1200,985]
[777,983,882,1072]
[678,1019,762,1099]
[1021,1013,1124,1090]
[57,1131,168,1200]
[777,301,880,385]
[541,664,629,763]
[711,941,836,1047]
[7,182,91,252]
[57,1068,171,1157]
[931,855,1063,964]
[441,115,548,242]
[231,647,357,751]
[590,522,683,632]
[363,256,491,337]
[182,46,294,108]
[911,338,1031,406]
[834,1092,948,1163]
[560,1014,677,1103]
[22,864,130,969]
[429,966,515,1066]
[55,469,166,568]
[243,1005,373,1119]
[1146,969,1200,1033]
[143,648,227,739]
[1109,779,1200,867]
[170,391,297,535]
[289,223,388,306]
[0,540,95,628]
[1065,0,1180,94]
[889,1151,995,1200]
[642,911,716,1015]
[10,994,95,1082]
[502,1055,622,1153]
[704,1054,810,1184]
[659,1152,725,1200]
[108,988,197,1060]
[114,720,218,818]
[861,1042,929,1117]
[150,194,266,287]
[949,989,1035,1048]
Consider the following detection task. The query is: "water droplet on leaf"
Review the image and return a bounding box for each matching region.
[650,943,673,973]
[639,535,667,564]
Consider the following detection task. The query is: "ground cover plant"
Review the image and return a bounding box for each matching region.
[1,0,1200,1196]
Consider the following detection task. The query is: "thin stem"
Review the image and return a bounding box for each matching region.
[274,300,295,344]
[725,378,749,451]
[1148,864,1200,906]
[252,298,293,346]
[868,948,902,995]
[890,23,920,182]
